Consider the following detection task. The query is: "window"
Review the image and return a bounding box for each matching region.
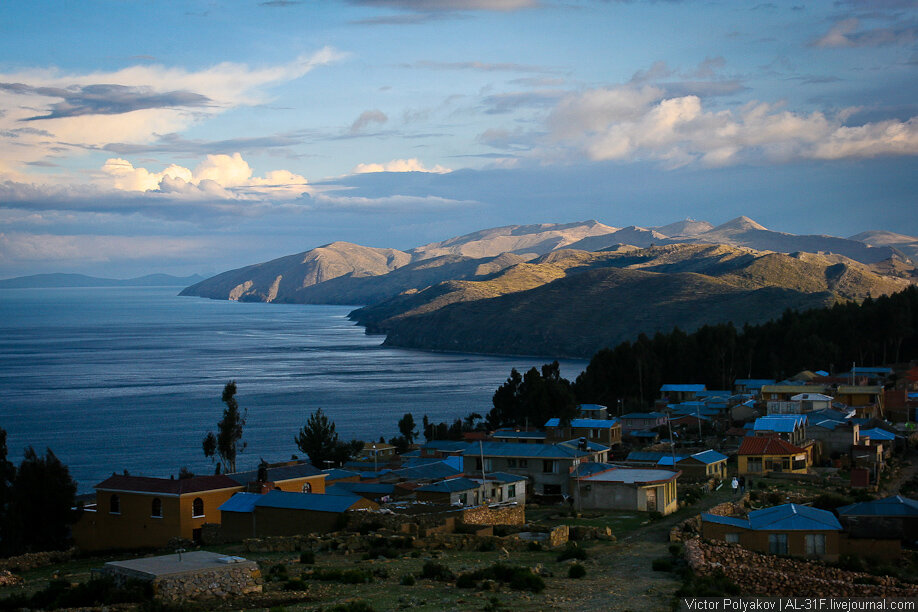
[192,497,204,518]
[508,484,516,498]
[781,458,791,471]
[805,534,825,555]
[484,459,493,472]
[507,458,517,468]
[768,533,787,555]
[518,459,528,468]
[458,493,467,505]
[151,497,162,518]
[542,460,557,473]
[109,494,120,515]
[301,482,312,493]
[747,457,762,473]
[725,533,740,544]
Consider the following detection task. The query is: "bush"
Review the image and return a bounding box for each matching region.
[267,563,289,582]
[557,543,587,562]
[668,542,685,557]
[283,578,305,591]
[478,540,497,552]
[527,541,543,552]
[812,493,854,511]
[307,568,373,584]
[568,563,586,579]
[652,557,674,572]
[454,563,544,593]
[421,561,455,582]
[0,576,153,609]
[325,601,376,612]
[676,569,740,597]
[400,574,416,586]
[299,550,315,564]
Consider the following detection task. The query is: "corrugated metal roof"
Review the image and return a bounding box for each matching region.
[544,418,620,428]
[838,495,918,517]
[753,415,806,433]
[660,384,706,392]
[381,460,461,482]
[218,492,261,513]
[255,489,361,512]
[689,450,728,464]
[580,467,679,484]
[416,477,480,493]
[95,474,241,495]
[229,462,323,486]
[578,404,608,411]
[483,471,527,483]
[323,468,360,481]
[747,504,841,531]
[860,428,896,441]
[492,429,546,439]
[737,437,805,456]
[701,513,749,528]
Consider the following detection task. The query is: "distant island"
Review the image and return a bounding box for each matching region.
[0,272,206,289]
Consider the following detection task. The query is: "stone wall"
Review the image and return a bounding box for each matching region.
[459,503,525,526]
[153,565,262,602]
[669,494,749,542]
[685,538,918,598]
[0,548,74,572]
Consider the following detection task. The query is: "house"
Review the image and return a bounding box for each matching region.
[752,415,807,446]
[377,458,463,485]
[622,450,727,480]
[466,441,608,497]
[808,418,860,457]
[228,460,327,494]
[834,385,885,418]
[572,464,680,515]
[73,474,243,551]
[544,417,622,447]
[736,436,809,476]
[701,503,843,560]
[620,412,667,433]
[325,482,401,503]
[218,489,377,540]
[578,404,610,419]
[415,478,484,506]
[760,384,828,403]
[475,472,527,506]
[660,384,706,403]
[768,393,834,415]
[859,427,897,457]
[838,495,918,546]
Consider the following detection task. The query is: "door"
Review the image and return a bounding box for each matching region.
[645,488,657,512]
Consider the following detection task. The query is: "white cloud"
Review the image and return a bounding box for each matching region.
[0,47,345,175]
[99,153,311,199]
[351,158,451,174]
[545,85,918,167]
[312,193,476,212]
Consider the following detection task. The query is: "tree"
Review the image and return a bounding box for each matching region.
[294,409,364,469]
[0,428,16,550]
[5,447,78,554]
[397,413,418,445]
[202,381,247,474]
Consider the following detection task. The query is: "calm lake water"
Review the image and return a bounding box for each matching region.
[0,286,586,491]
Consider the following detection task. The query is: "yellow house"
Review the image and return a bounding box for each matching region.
[835,385,884,418]
[228,460,327,494]
[73,475,243,551]
[737,436,809,476]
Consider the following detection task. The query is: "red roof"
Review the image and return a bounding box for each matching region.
[737,436,805,456]
[95,474,241,495]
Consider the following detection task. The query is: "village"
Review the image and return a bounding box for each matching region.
[2,364,918,610]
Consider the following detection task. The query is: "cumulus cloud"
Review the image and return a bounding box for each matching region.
[99,153,311,199]
[351,158,451,173]
[545,85,918,167]
[349,109,388,133]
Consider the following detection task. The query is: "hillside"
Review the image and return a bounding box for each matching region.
[0,273,205,288]
[351,243,914,357]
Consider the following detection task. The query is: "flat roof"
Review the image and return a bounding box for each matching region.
[104,550,256,579]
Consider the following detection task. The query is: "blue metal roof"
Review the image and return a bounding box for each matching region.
[628,430,660,438]
[696,390,731,398]
[229,462,323,486]
[621,412,666,420]
[660,384,706,392]
[753,415,806,433]
[421,440,470,452]
[416,477,480,493]
[626,451,667,462]
[689,450,728,464]
[747,504,841,531]
[381,460,461,482]
[734,379,776,388]
[838,495,918,517]
[578,403,608,412]
[493,429,546,439]
[860,427,896,441]
[484,471,527,483]
[327,482,396,495]
[476,441,593,458]
[218,492,261,513]
[323,468,359,481]
[255,489,362,513]
[544,418,619,428]
[701,514,749,528]
[571,462,620,477]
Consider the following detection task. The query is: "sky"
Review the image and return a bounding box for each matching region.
[0,0,916,279]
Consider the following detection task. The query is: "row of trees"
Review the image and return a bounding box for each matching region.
[0,429,78,555]
[486,286,918,424]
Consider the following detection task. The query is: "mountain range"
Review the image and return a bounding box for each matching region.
[1,273,206,289]
[180,217,918,357]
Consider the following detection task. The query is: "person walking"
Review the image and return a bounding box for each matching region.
[739,475,746,493]
[731,476,739,497]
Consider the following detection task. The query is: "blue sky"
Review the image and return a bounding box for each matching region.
[0,0,916,278]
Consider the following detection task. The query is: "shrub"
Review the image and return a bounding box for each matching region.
[527,541,543,552]
[557,543,587,562]
[454,563,544,593]
[299,550,315,564]
[307,568,373,584]
[652,557,674,572]
[478,540,497,552]
[267,563,289,582]
[0,576,153,609]
[568,563,586,579]
[676,569,740,597]
[421,561,455,582]
[400,574,416,586]
[668,542,685,557]
[326,601,376,612]
[812,493,854,511]
[283,578,305,591]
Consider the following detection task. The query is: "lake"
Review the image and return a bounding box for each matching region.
[0,286,587,491]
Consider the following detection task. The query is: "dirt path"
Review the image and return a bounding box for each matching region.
[546,488,736,611]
